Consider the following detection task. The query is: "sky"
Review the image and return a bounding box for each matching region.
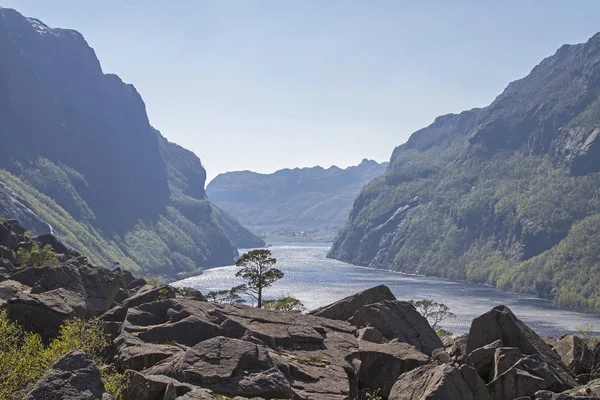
[3,1,600,182]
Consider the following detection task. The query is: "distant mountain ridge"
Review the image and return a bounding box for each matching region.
[207,159,388,236]
[329,32,600,311]
[0,8,263,274]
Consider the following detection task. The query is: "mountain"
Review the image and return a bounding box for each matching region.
[0,8,263,274]
[329,33,600,311]
[206,159,388,237]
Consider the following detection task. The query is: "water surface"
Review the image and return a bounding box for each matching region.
[173,243,600,337]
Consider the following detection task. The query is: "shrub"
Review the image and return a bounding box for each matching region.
[16,244,58,269]
[0,311,126,400]
[262,296,306,313]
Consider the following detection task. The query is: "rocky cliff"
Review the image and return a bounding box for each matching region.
[329,32,600,311]
[0,8,263,274]
[207,159,387,237]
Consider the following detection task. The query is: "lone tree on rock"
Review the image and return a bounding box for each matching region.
[235,249,283,308]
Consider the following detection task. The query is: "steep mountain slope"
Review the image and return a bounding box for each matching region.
[0,8,263,274]
[207,159,388,236]
[330,33,600,311]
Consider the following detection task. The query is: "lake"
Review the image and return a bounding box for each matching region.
[172,243,600,337]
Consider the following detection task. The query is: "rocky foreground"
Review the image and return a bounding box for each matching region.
[1,220,600,400]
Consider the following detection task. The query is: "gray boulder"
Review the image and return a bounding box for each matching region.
[349,300,443,355]
[356,326,387,344]
[309,284,396,321]
[114,298,356,399]
[147,336,292,399]
[389,363,486,400]
[534,378,600,399]
[488,355,576,400]
[347,341,428,398]
[493,347,523,379]
[6,288,87,341]
[467,339,504,381]
[466,306,577,388]
[459,365,493,400]
[124,371,196,400]
[25,351,104,400]
[555,335,593,375]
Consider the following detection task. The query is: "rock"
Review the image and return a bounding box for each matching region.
[114,298,357,399]
[488,355,576,400]
[349,300,443,356]
[100,285,177,324]
[114,333,184,371]
[347,341,429,398]
[147,336,292,399]
[493,347,523,379]
[309,284,396,321]
[356,326,386,344]
[175,389,217,400]
[448,333,469,364]
[577,373,592,385]
[6,288,87,341]
[11,263,123,316]
[25,351,104,400]
[555,335,593,375]
[548,378,600,399]
[467,339,504,381]
[466,306,577,387]
[459,365,493,400]
[35,233,81,259]
[432,348,453,365]
[125,371,194,400]
[389,363,485,400]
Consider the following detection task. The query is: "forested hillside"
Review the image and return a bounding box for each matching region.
[207,159,387,237]
[330,33,600,311]
[0,8,263,274]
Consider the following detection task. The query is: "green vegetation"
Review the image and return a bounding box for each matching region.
[205,285,247,305]
[262,296,306,313]
[16,244,58,269]
[410,300,455,331]
[235,249,284,308]
[332,132,600,310]
[0,311,126,400]
[365,388,383,400]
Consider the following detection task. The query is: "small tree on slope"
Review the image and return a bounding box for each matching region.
[236,249,283,308]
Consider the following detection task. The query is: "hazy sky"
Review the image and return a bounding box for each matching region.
[3,1,600,182]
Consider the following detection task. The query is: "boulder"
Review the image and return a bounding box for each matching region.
[459,365,493,400]
[349,300,443,355]
[432,348,453,365]
[534,378,600,399]
[488,355,577,400]
[25,351,104,400]
[389,363,486,400]
[147,336,292,399]
[125,371,194,400]
[6,288,87,341]
[309,284,396,321]
[35,233,81,259]
[101,285,177,324]
[555,335,593,375]
[114,333,184,371]
[356,326,386,344]
[114,298,357,399]
[11,263,122,316]
[448,333,469,364]
[467,339,504,381]
[347,341,429,398]
[466,306,577,387]
[493,347,523,379]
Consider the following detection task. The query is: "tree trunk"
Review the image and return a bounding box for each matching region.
[257,287,262,308]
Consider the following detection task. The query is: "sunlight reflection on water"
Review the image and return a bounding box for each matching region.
[173,243,600,337]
